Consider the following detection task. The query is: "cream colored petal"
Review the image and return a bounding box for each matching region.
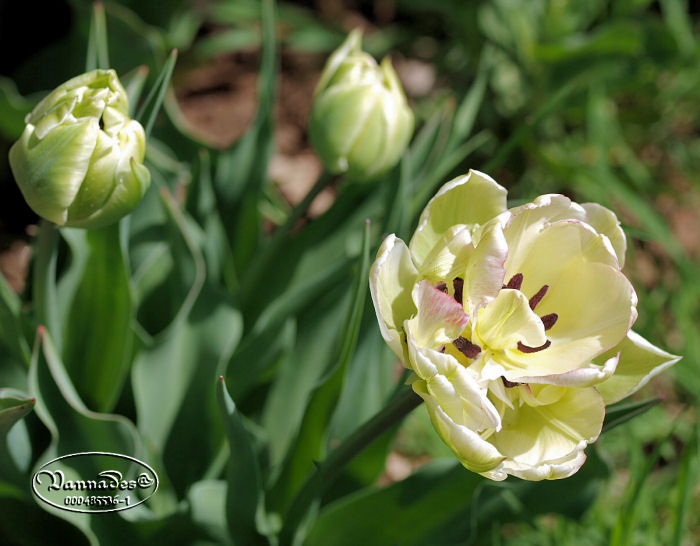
[409,170,507,267]
[581,202,627,268]
[475,289,547,351]
[503,194,585,264]
[413,379,505,474]
[503,262,637,376]
[418,225,473,282]
[369,235,418,360]
[497,449,588,481]
[405,280,470,349]
[513,353,619,388]
[464,222,508,315]
[488,385,604,479]
[594,330,681,404]
[506,220,619,299]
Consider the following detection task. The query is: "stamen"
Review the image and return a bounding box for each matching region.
[435,282,448,293]
[502,377,521,388]
[517,340,551,353]
[453,277,464,305]
[541,313,558,330]
[529,285,549,310]
[506,273,523,290]
[453,336,481,359]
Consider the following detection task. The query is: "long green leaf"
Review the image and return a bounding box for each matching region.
[268,221,371,515]
[216,377,269,545]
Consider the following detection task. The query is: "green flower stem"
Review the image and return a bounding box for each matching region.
[32,220,60,343]
[280,386,423,545]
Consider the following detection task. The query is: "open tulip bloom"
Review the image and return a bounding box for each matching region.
[370,170,680,481]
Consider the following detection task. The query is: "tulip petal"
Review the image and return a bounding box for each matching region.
[409,170,507,267]
[594,330,681,404]
[475,289,547,352]
[489,385,604,480]
[413,379,505,474]
[515,353,618,388]
[9,118,98,225]
[369,235,418,360]
[418,225,473,282]
[406,280,470,349]
[464,222,508,314]
[406,333,501,430]
[505,220,619,298]
[582,202,626,268]
[504,262,637,376]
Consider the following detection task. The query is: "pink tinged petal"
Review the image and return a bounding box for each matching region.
[407,279,470,349]
[409,170,507,267]
[464,222,508,315]
[475,289,547,352]
[512,353,619,388]
[418,224,474,281]
[594,330,681,404]
[581,202,627,268]
[412,379,505,474]
[489,385,604,479]
[505,262,637,376]
[369,234,418,360]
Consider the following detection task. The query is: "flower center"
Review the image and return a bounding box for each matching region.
[435,272,560,361]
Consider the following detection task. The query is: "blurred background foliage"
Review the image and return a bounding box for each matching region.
[0,0,698,545]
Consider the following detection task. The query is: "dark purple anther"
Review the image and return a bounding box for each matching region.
[517,339,552,353]
[453,277,464,305]
[436,282,448,293]
[529,285,549,310]
[506,273,524,290]
[540,313,558,330]
[502,377,521,388]
[453,336,481,359]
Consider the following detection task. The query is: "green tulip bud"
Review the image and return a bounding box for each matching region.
[309,30,414,180]
[9,69,150,228]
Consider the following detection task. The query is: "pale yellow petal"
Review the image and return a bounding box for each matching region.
[409,170,507,267]
[595,330,681,404]
[369,235,418,360]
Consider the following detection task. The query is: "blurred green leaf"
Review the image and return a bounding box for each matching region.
[132,285,242,496]
[602,398,661,434]
[85,1,109,71]
[216,377,269,545]
[307,447,609,546]
[0,76,38,140]
[0,396,34,437]
[0,269,31,367]
[269,221,371,515]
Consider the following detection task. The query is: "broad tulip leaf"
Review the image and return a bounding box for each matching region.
[0,271,30,366]
[132,284,242,497]
[216,377,269,545]
[306,447,608,546]
[0,396,35,437]
[268,221,371,515]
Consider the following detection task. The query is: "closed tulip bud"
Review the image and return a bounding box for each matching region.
[9,69,150,228]
[309,30,414,180]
